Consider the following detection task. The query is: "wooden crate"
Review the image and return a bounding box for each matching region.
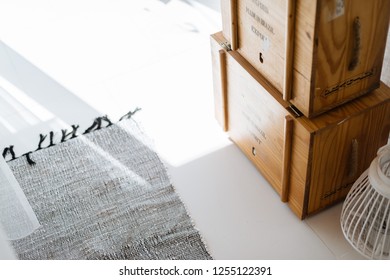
[221,0,390,118]
[211,32,390,219]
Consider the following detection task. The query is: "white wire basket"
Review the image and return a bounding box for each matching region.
[340,144,390,259]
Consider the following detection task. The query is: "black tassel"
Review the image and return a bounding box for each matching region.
[37,134,47,150]
[24,152,36,166]
[61,125,79,142]
[2,109,140,166]
[83,117,101,134]
[84,115,114,134]
[2,146,16,161]
[48,131,55,147]
[119,108,141,121]
[102,115,113,127]
[37,132,56,150]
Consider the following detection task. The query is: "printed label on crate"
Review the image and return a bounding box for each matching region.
[242,0,277,52]
[245,5,274,35]
[322,68,376,97]
[250,26,271,52]
[242,110,268,145]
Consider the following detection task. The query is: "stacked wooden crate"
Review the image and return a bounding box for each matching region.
[211,0,390,219]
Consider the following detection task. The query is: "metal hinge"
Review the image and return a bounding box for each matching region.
[220,41,232,52]
[288,105,303,118]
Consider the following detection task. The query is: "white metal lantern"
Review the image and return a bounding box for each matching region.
[341,144,390,259]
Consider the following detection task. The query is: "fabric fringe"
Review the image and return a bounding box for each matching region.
[2,108,141,166]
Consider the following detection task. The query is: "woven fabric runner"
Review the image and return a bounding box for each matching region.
[6,114,211,260]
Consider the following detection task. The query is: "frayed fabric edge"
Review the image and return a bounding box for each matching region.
[1,108,141,166]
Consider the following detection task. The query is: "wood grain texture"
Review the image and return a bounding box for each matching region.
[219,50,229,131]
[210,34,225,129]
[281,115,294,202]
[230,0,238,50]
[291,0,318,117]
[211,32,390,219]
[309,0,390,116]
[307,105,390,214]
[221,0,390,117]
[236,0,286,92]
[283,0,296,101]
[221,0,232,46]
[226,49,287,193]
[288,119,311,218]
